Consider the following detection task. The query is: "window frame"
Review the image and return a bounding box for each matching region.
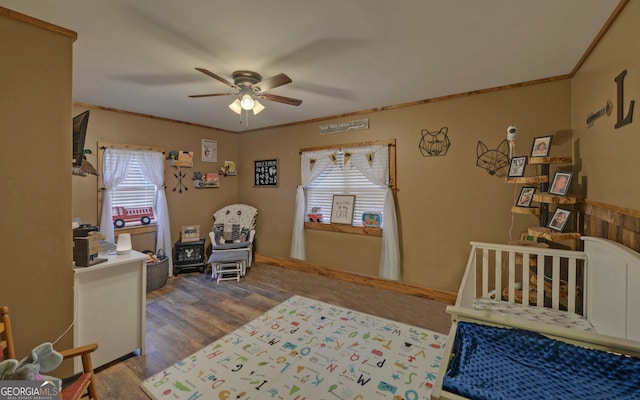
[300,139,396,236]
[97,142,165,236]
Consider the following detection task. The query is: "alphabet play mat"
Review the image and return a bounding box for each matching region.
[141,295,447,400]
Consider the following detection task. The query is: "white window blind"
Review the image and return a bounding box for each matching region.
[307,151,387,226]
[104,152,157,224]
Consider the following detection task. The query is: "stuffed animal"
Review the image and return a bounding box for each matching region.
[0,342,62,383]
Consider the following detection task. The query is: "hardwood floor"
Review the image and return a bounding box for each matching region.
[93,263,452,399]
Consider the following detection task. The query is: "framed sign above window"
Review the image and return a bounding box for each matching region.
[254,159,278,187]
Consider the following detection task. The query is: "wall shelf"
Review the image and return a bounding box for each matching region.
[511,206,540,215]
[505,175,549,184]
[527,226,581,242]
[506,139,580,249]
[533,193,579,204]
[528,156,573,165]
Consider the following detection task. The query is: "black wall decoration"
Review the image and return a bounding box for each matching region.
[173,170,188,193]
[476,139,510,176]
[614,69,634,129]
[254,159,279,187]
[586,100,613,128]
[419,127,451,157]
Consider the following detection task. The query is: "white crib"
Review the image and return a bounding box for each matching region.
[431,236,640,400]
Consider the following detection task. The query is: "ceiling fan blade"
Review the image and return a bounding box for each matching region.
[253,73,292,92]
[261,93,303,106]
[188,93,233,98]
[195,67,236,88]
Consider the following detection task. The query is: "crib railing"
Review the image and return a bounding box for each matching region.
[456,242,588,315]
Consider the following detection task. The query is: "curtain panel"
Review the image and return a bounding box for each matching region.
[290,149,334,259]
[99,148,134,243]
[137,150,173,275]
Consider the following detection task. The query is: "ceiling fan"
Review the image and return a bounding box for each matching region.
[189,68,303,115]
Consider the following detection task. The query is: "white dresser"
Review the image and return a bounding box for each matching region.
[73,250,149,371]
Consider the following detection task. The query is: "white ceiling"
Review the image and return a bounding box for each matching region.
[1,0,621,132]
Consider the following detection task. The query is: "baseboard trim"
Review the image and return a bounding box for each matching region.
[254,253,457,305]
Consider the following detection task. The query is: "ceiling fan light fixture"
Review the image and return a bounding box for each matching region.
[252,100,265,115]
[240,94,255,110]
[229,99,242,114]
[192,68,302,119]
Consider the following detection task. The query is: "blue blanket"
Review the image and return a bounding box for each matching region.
[443,322,640,400]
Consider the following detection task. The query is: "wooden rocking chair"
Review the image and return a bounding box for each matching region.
[1,306,99,400]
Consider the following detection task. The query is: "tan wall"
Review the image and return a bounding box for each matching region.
[238,81,572,292]
[71,107,238,253]
[571,0,640,210]
[0,11,75,372]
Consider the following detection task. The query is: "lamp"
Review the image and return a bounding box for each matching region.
[229,93,265,115]
[116,233,132,255]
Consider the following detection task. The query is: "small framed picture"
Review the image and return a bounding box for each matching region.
[530,135,552,157]
[330,195,356,225]
[362,211,382,227]
[549,171,573,196]
[548,208,572,232]
[180,225,200,242]
[516,187,536,207]
[508,156,527,177]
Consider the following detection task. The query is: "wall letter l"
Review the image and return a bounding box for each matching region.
[614,69,635,129]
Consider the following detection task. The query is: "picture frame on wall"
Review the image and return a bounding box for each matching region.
[330,195,356,225]
[548,171,573,196]
[254,159,278,187]
[508,156,527,177]
[548,208,572,232]
[516,187,536,207]
[530,135,552,157]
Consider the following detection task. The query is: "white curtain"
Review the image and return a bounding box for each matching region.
[138,150,173,275]
[99,148,134,243]
[289,149,335,259]
[290,145,401,281]
[347,145,401,280]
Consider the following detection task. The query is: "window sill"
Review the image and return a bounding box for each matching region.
[304,222,382,237]
[115,224,157,236]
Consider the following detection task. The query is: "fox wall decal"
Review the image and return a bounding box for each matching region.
[476,139,510,176]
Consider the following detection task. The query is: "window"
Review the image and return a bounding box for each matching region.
[98,143,166,235]
[104,152,157,227]
[293,139,399,277]
[307,151,386,226]
[300,140,395,231]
